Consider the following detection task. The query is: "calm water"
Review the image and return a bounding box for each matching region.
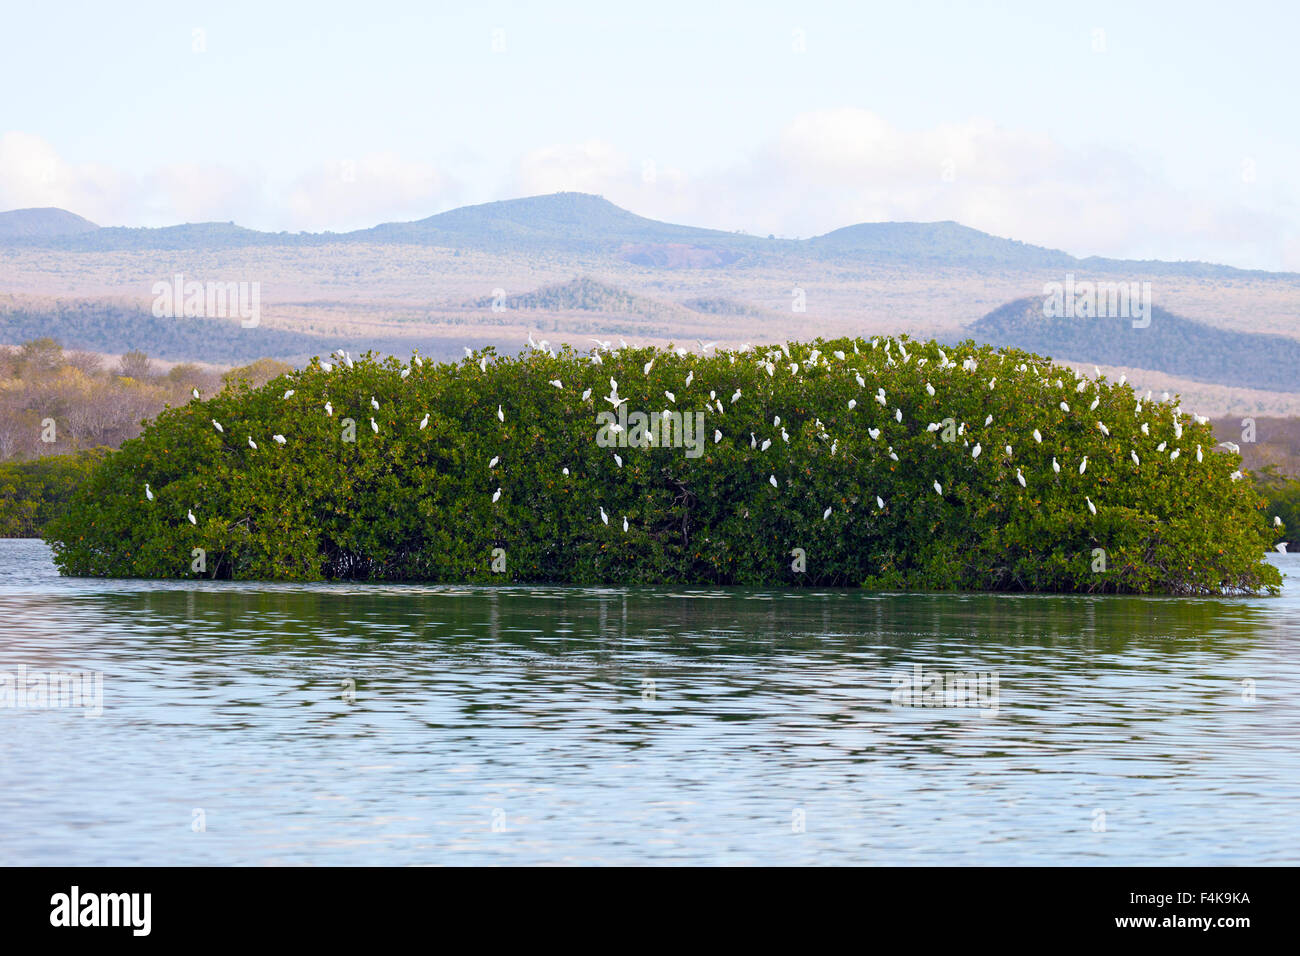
[1,537,1297,865]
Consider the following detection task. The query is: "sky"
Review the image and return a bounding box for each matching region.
[2,0,1298,270]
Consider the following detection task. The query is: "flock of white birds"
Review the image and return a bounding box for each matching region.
[144,336,1287,553]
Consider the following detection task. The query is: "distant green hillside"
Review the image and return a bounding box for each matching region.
[469,276,692,321]
[970,297,1300,393]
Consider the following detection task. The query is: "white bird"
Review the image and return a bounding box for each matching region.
[644,359,654,375]
[283,389,295,399]
[1016,468,1026,487]
[875,388,887,405]
[972,443,982,459]
[685,371,694,386]
[848,399,857,410]
[562,467,569,475]
[926,422,941,432]
[419,414,429,429]
[1005,445,1013,457]
[582,388,592,401]
[1196,444,1202,463]
[895,408,903,423]
[876,496,885,509]
[623,516,629,532]
[761,439,772,451]
[1079,456,1088,474]
[191,388,199,399]
[489,456,499,469]
[1060,402,1070,412]
[714,429,722,443]
[1033,429,1042,443]
[614,454,623,468]
[1170,448,1180,461]
[925,382,935,396]
[1090,396,1100,411]
[599,507,609,525]
[868,428,881,440]
[325,402,333,416]
[144,483,153,501]
[750,433,757,448]
[187,509,197,525]
[321,362,333,372]
[212,419,224,433]
[273,434,285,445]
[492,488,502,503]
[248,436,258,449]
[1274,516,1283,527]
[823,506,833,520]
[731,389,742,404]
[1086,496,1097,515]
[1097,422,1109,436]
[1230,470,1244,481]
[1141,422,1150,436]
[665,390,675,403]
[984,415,993,426]
[1052,457,1060,473]
[497,405,504,422]
[370,418,379,433]
[1131,451,1140,466]
[370,396,379,410]
[1157,441,1167,452]
[1220,441,1240,453]
[1277,543,1290,553]
[344,353,354,369]
[769,475,778,488]
[933,480,943,495]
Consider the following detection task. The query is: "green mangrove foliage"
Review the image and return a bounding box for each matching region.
[44,337,1283,593]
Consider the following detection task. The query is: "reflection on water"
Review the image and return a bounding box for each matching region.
[1,538,1297,864]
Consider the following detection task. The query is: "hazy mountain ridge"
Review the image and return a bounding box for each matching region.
[0,192,1283,277]
[0,207,98,239]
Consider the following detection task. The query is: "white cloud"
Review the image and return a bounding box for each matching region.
[284,153,456,232]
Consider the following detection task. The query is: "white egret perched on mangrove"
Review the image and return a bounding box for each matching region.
[273,435,285,445]
[212,419,224,433]
[144,483,153,501]
[187,509,197,525]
